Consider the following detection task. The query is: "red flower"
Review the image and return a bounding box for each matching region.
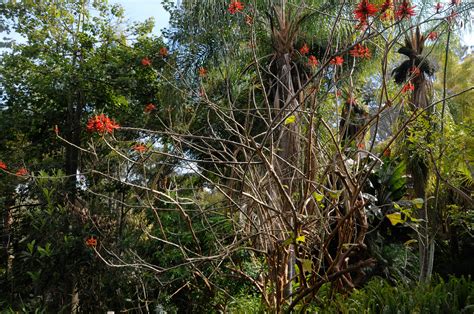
[410,66,421,77]
[396,0,416,20]
[16,168,28,176]
[357,142,366,150]
[383,148,391,157]
[401,81,414,93]
[451,0,460,5]
[427,31,438,40]
[144,103,156,113]
[354,0,378,25]
[0,161,7,171]
[308,55,318,67]
[86,114,120,134]
[299,43,310,55]
[141,57,152,67]
[349,44,371,59]
[380,0,392,13]
[85,236,98,248]
[228,1,244,14]
[159,47,168,57]
[435,2,443,13]
[198,67,207,77]
[330,56,344,66]
[133,144,147,153]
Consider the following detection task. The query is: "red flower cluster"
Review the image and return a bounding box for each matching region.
[427,31,438,40]
[198,67,207,77]
[86,114,120,134]
[228,1,244,14]
[410,66,421,77]
[299,43,310,55]
[308,55,318,67]
[159,47,168,57]
[16,168,28,176]
[0,161,7,171]
[144,103,156,113]
[330,56,344,66]
[85,236,97,248]
[435,2,443,13]
[396,0,416,20]
[401,81,414,93]
[354,0,378,26]
[133,144,147,153]
[141,57,152,67]
[350,44,371,59]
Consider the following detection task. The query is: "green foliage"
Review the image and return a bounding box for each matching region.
[317,276,474,313]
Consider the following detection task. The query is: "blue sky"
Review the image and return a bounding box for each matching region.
[110,0,171,35]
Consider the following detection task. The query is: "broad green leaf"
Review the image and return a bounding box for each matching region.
[284,115,296,125]
[386,212,405,226]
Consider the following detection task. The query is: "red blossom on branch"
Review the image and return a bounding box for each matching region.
[299,43,310,55]
[159,47,168,57]
[85,236,98,248]
[435,2,443,13]
[451,0,460,5]
[427,31,438,40]
[0,161,7,171]
[349,44,371,59]
[396,0,416,20]
[144,103,156,113]
[16,168,28,176]
[354,0,378,25]
[133,144,147,153]
[410,66,421,77]
[401,81,414,93]
[198,67,207,77]
[330,56,344,66]
[141,57,152,67]
[308,55,318,67]
[228,1,244,14]
[86,114,120,134]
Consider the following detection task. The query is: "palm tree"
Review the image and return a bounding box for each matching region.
[392,26,437,282]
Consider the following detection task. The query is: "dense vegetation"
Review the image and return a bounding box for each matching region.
[0,0,473,312]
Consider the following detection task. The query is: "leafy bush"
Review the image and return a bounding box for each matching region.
[317,276,474,314]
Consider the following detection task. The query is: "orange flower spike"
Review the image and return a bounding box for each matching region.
[427,32,438,41]
[395,0,416,20]
[144,103,156,113]
[159,47,168,57]
[16,168,28,176]
[401,81,415,93]
[228,1,244,14]
[0,161,7,171]
[330,56,344,66]
[85,236,98,248]
[299,43,310,55]
[198,67,207,77]
[86,114,120,134]
[141,57,152,67]
[133,144,147,153]
[410,66,421,77]
[308,55,318,67]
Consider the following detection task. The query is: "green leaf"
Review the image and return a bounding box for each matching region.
[296,235,305,243]
[412,198,424,209]
[328,190,343,200]
[386,212,405,226]
[312,192,324,202]
[284,115,296,125]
